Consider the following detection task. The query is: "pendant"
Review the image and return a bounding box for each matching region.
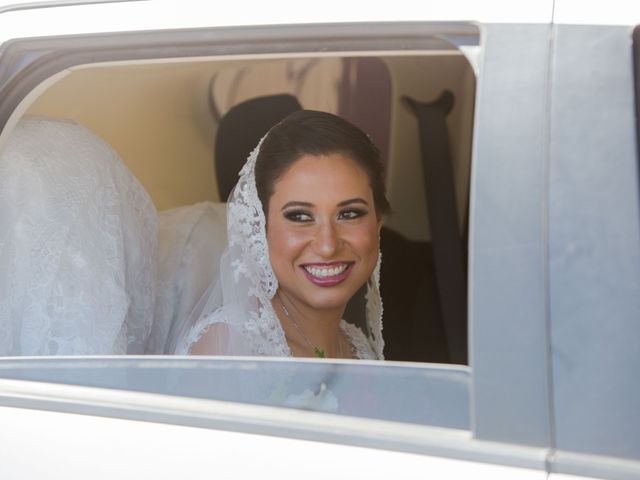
[313,347,326,358]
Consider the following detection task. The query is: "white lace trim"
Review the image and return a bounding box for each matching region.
[340,320,379,360]
[230,141,278,301]
[366,255,385,359]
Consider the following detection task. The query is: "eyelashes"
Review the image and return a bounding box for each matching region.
[283,210,313,222]
[283,208,368,223]
[338,208,367,220]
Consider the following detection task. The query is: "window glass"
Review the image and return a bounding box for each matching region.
[2,51,475,364]
[0,357,470,429]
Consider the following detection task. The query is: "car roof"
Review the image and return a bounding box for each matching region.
[0,0,554,42]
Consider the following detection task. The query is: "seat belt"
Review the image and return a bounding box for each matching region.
[403,91,468,364]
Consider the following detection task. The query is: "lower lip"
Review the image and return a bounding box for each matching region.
[301,264,354,287]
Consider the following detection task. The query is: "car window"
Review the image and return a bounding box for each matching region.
[0,23,477,434]
[18,52,474,364]
[0,25,477,361]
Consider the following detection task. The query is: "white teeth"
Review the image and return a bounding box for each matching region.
[304,264,348,278]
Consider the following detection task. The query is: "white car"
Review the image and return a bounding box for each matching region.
[0,1,638,479]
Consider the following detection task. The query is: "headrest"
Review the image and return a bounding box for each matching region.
[214,94,302,201]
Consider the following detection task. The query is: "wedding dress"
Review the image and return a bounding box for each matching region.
[174,139,385,359]
[0,117,157,355]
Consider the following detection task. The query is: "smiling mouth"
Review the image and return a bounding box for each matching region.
[300,262,354,286]
[303,263,349,278]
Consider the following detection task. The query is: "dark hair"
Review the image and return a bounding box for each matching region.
[255,110,391,216]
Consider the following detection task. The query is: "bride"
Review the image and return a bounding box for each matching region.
[175,110,391,359]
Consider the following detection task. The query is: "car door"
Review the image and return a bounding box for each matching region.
[7,1,638,479]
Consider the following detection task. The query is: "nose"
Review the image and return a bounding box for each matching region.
[313,220,340,258]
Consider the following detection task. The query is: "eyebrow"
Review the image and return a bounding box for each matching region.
[337,197,370,207]
[281,201,313,211]
[281,198,370,211]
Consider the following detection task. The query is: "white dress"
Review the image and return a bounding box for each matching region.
[0,117,157,355]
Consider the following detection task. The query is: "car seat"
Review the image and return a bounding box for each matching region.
[214,94,303,201]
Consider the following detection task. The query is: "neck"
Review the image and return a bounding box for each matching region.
[272,290,346,358]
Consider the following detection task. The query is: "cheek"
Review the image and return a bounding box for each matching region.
[267,220,308,267]
[345,221,380,260]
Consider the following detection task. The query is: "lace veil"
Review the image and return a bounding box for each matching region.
[173,137,384,359]
[0,117,157,355]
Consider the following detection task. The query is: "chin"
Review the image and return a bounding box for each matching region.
[300,285,360,312]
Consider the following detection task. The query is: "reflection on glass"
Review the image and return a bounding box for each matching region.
[0,357,469,430]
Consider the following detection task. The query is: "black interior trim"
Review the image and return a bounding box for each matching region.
[633,26,640,178]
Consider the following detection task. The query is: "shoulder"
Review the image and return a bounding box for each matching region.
[175,307,231,355]
[189,321,234,355]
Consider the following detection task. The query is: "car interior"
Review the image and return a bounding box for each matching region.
[18,52,476,363]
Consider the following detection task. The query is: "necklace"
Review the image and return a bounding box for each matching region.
[276,292,343,359]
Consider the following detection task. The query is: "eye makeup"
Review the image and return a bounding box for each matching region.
[283,209,313,222]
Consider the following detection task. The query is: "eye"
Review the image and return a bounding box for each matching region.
[338,208,367,220]
[283,210,313,223]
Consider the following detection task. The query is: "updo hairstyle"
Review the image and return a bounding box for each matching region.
[255,110,391,217]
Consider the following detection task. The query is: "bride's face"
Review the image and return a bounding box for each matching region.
[266,152,382,315]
